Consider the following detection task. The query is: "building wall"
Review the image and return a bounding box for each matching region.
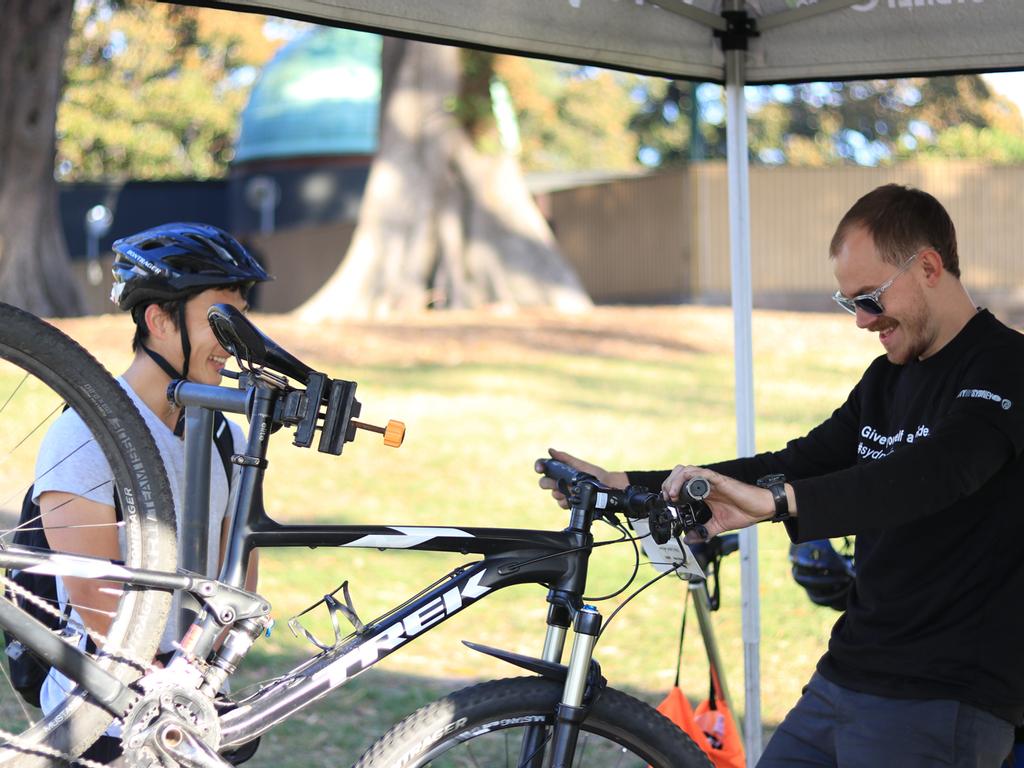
[62,161,1024,316]
[548,161,1024,311]
[245,221,356,313]
[549,172,691,304]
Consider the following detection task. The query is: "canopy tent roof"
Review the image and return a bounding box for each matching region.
[191,1,1024,84]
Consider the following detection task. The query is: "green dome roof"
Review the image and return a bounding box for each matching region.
[234,27,381,163]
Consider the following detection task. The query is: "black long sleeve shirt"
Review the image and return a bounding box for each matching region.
[629,310,1024,723]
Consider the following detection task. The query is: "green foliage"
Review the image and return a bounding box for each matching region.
[56,1,285,181]
[743,76,1024,166]
[496,57,644,172]
[629,79,725,164]
[723,75,1022,167]
[496,61,1024,171]
[54,4,1024,181]
[919,124,1024,163]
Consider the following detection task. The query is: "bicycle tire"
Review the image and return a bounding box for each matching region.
[0,303,177,767]
[354,676,714,768]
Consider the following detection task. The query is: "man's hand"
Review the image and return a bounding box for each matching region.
[662,465,789,539]
[536,448,628,509]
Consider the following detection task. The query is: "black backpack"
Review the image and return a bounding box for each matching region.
[2,411,234,707]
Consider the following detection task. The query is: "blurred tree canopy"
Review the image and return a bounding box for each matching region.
[493,58,643,172]
[626,74,1024,168]
[57,1,288,181]
[55,7,1024,181]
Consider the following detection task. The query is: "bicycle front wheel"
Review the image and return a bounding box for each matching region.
[354,676,713,768]
[0,303,177,767]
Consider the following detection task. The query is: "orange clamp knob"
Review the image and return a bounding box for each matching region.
[383,420,405,448]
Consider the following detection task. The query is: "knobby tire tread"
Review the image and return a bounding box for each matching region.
[354,676,713,768]
[0,303,176,768]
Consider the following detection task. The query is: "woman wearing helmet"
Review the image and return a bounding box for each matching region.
[33,222,270,763]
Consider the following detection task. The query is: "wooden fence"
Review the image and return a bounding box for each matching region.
[548,161,1024,314]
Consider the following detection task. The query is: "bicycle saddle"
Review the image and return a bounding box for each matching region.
[207,303,314,384]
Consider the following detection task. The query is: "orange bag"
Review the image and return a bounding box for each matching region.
[656,684,745,768]
[655,592,745,768]
[693,672,745,768]
[656,685,703,742]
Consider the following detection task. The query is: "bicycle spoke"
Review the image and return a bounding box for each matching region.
[0,652,36,728]
[521,728,550,768]
[575,732,590,766]
[7,521,124,534]
[0,373,28,420]
[461,739,485,768]
[4,403,64,458]
[1,479,117,546]
[0,437,96,514]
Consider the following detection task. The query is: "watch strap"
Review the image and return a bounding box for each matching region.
[756,474,789,522]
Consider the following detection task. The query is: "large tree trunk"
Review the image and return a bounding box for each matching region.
[299,39,591,320]
[0,0,83,317]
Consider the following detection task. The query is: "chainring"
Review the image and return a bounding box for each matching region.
[121,676,221,768]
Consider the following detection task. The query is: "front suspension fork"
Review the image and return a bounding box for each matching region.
[547,605,602,768]
[518,603,572,767]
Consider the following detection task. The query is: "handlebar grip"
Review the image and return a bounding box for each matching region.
[684,476,711,501]
[535,458,594,485]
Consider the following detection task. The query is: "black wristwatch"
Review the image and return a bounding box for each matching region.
[756,474,789,522]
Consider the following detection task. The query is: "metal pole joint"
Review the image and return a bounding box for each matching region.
[715,10,759,51]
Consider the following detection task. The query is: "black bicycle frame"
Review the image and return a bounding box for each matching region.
[189,374,598,746]
[0,376,601,743]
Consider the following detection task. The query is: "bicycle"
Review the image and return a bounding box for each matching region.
[0,300,721,768]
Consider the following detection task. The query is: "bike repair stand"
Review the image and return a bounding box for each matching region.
[181,406,216,631]
[688,576,744,744]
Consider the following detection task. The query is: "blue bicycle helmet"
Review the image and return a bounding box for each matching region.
[110,222,270,313]
[789,539,855,612]
[110,223,270,380]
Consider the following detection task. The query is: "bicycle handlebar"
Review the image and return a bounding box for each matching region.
[534,458,594,486]
[536,458,713,542]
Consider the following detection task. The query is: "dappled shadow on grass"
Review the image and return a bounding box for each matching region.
[254,309,716,372]
[348,356,739,428]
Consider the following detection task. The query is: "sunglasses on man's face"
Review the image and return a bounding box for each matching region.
[832,252,920,316]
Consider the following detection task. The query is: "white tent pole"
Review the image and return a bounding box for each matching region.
[723,3,761,764]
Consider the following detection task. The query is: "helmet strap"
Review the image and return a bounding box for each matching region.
[141,345,184,381]
[178,302,192,380]
[137,300,193,382]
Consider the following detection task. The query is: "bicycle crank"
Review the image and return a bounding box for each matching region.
[122,677,225,768]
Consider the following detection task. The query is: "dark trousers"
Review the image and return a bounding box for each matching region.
[758,672,1014,768]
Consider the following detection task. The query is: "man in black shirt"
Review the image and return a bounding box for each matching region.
[540,184,1024,766]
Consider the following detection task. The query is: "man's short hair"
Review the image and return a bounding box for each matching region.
[829,184,961,279]
[131,298,186,352]
[130,286,244,352]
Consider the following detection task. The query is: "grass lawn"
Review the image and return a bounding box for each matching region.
[4,305,882,765]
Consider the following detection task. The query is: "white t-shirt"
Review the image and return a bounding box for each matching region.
[33,377,244,716]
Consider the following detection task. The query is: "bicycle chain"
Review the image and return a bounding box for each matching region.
[0,571,154,674]
[0,725,109,768]
[0,572,164,766]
